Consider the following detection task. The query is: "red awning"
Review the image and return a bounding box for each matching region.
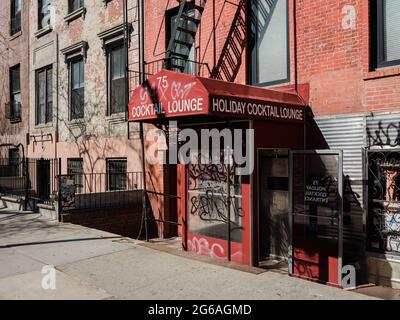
[128,70,307,123]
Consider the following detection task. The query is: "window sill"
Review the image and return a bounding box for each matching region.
[106,112,126,121]
[68,118,85,125]
[64,7,86,24]
[35,123,53,130]
[9,31,22,41]
[364,66,400,81]
[9,118,22,124]
[34,25,53,38]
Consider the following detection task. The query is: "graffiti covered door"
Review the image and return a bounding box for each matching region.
[289,150,343,287]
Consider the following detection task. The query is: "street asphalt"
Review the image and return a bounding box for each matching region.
[0,209,378,300]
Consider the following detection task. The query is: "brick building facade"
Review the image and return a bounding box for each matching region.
[137,0,400,288]
[0,0,30,157]
[1,0,400,288]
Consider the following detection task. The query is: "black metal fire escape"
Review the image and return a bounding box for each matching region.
[164,0,207,72]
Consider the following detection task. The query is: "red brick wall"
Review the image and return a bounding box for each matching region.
[143,0,400,117]
[296,0,400,116]
[144,0,246,83]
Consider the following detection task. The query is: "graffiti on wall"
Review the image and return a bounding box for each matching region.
[188,162,243,226]
[187,236,243,261]
[367,121,400,148]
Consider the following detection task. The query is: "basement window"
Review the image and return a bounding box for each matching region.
[67,158,84,194]
[107,159,127,191]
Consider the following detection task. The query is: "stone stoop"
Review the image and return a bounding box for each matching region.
[0,196,25,211]
[0,196,47,213]
[366,253,400,289]
[37,203,58,221]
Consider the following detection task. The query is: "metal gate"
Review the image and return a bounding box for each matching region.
[289,150,344,287]
[366,149,400,254]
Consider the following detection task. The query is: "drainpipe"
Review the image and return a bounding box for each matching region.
[227,120,232,262]
[139,0,149,241]
[293,0,298,93]
[213,0,216,68]
[123,0,130,130]
[55,33,59,162]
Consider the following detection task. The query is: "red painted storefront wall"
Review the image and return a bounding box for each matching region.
[140,1,400,272]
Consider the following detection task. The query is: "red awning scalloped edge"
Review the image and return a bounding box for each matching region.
[128,70,308,123]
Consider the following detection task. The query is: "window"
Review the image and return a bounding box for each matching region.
[61,41,87,119]
[69,0,84,13]
[372,0,400,68]
[36,66,53,125]
[70,59,84,120]
[167,8,196,74]
[10,0,22,35]
[249,0,289,86]
[108,45,126,115]
[107,159,127,191]
[67,159,83,194]
[9,65,21,122]
[38,0,51,29]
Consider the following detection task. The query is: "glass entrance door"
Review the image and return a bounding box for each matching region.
[289,150,343,287]
[259,149,289,262]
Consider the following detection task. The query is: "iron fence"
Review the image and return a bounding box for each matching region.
[1,157,146,211]
[0,158,25,197]
[62,171,144,211]
[0,158,59,206]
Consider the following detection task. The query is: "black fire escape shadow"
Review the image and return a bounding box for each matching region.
[211,0,277,82]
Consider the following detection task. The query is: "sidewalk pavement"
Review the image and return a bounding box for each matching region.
[0,209,379,300]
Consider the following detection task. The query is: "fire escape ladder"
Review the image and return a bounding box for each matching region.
[211,0,274,82]
[165,0,207,72]
[211,0,247,82]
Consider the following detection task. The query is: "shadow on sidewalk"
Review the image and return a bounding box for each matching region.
[0,236,125,249]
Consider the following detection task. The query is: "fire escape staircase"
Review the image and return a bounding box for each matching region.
[165,0,207,72]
